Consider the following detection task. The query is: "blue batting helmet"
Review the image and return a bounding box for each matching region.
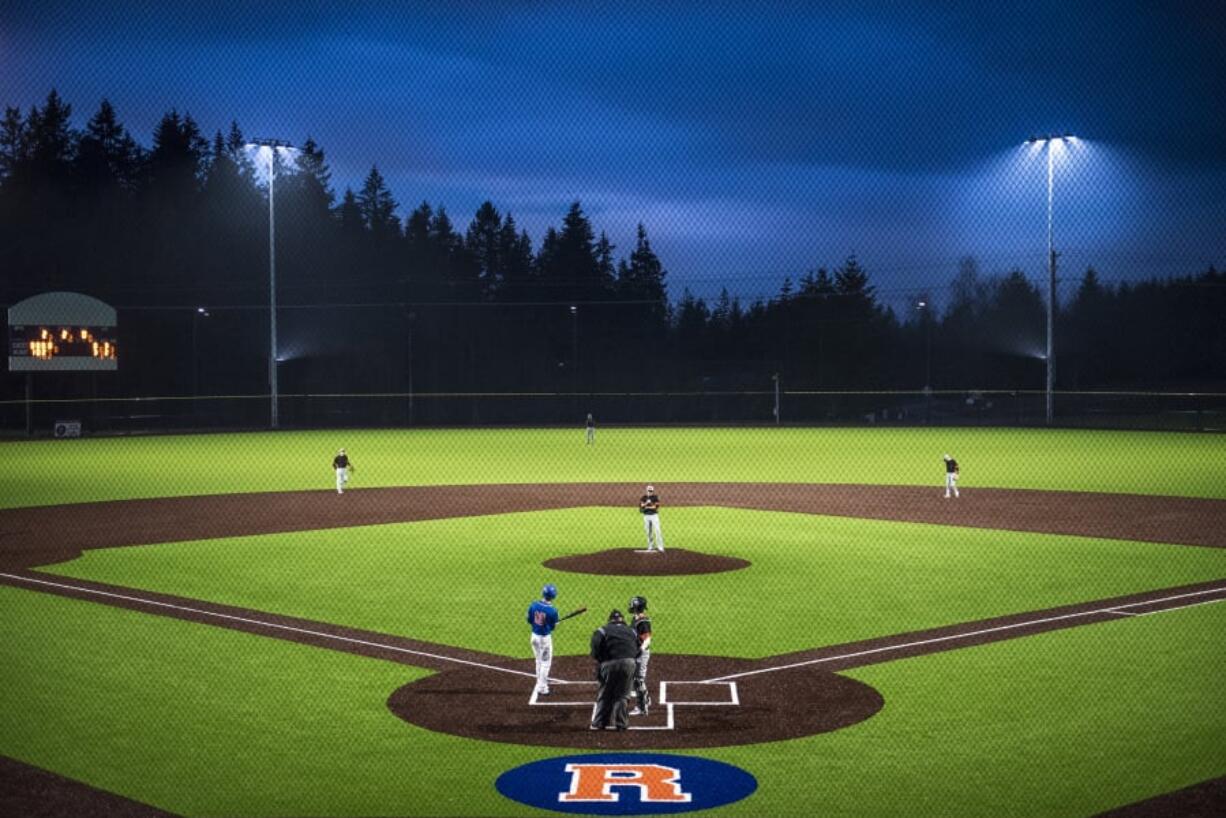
[542,583,557,600]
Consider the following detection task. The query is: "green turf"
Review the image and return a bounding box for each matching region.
[2,583,1222,817]
[41,507,1226,657]
[4,426,1226,509]
[711,600,1226,817]
[6,425,1225,816]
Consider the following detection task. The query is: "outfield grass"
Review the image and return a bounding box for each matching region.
[4,426,1226,509]
[41,507,1226,657]
[2,583,1222,817]
[714,600,1226,818]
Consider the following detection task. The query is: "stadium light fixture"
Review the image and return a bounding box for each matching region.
[1023,133,1076,425]
[247,138,297,429]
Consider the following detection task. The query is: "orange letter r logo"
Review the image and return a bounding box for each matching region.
[560,763,693,803]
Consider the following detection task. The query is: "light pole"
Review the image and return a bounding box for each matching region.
[916,298,931,390]
[772,373,780,424]
[192,307,209,407]
[569,304,579,400]
[916,298,932,424]
[1025,133,1075,425]
[407,310,416,425]
[248,138,295,429]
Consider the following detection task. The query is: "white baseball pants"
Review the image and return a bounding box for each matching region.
[643,515,665,551]
[531,633,553,693]
[945,472,959,498]
[336,467,349,493]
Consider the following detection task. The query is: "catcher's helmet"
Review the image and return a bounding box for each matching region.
[629,595,647,613]
[542,583,557,600]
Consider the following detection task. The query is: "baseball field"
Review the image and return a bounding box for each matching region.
[1,426,1224,817]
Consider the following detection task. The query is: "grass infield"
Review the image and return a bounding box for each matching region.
[41,507,1226,657]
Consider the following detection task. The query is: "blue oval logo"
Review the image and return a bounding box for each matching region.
[496,753,757,814]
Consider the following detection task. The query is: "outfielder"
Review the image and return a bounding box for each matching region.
[639,485,665,552]
[943,454,960,498]
[585,413,595,445]
[627,595,653,716]
[332,448,353,494]
[527,583,559,696]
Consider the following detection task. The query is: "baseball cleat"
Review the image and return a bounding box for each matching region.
[628,707,643,716]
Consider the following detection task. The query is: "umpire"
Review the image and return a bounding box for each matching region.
[589,609,640,731]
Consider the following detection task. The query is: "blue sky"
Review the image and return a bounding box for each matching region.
[3,0,1223,306]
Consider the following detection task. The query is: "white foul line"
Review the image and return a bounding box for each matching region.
[1123,596,1226,617]
[0,572,536,679]
[701,585,1226,683]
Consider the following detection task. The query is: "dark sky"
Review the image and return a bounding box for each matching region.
[3,0,1224,304]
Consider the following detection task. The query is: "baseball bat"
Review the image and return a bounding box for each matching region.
[557,606,588,622]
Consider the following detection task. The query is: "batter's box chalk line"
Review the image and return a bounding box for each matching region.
[659,680,740,706]
[528,680,739,731]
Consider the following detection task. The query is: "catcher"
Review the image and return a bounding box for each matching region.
[333,448,354,494]
[627,595,653,716]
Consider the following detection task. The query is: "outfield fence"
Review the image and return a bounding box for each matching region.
[2,389,1225,436]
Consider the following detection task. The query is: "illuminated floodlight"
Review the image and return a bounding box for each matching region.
[1024,132,1079,424]
[245,138,299,429]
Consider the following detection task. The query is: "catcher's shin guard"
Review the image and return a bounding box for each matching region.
[635,678,650,715]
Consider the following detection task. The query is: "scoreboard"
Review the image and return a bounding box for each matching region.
[8,292,118,372]
[9,324,118,370]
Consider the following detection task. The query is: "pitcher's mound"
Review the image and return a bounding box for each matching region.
[543,548,750,576]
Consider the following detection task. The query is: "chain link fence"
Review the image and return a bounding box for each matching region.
[3,389,1224,437]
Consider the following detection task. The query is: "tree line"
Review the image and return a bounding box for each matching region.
[2,91,1223,416]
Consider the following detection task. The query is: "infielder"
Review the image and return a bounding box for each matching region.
[627,595,653,716]
[639,485,665,552]
[585,413,595,445]
[527,583,559,696]
[332,448,353,494]
[943,454,960,498]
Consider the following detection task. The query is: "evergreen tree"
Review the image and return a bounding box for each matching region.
[595,231,616,284]
[75,99,141,193]
[291,137,334,218]
[25,89,76,181]
[337,188,363,237]
[540,201,605,303]
[466,200,503,297]
[357,165,399,238]
[146,109,209,203]
[495,213,535,301]
[0,106,26,182]
[619,224,669,315]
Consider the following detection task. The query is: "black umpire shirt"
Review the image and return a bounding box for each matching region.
[591,621,640,663]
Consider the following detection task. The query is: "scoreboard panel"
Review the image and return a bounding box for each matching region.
[8,291,119,373]
[9,325,118,371]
